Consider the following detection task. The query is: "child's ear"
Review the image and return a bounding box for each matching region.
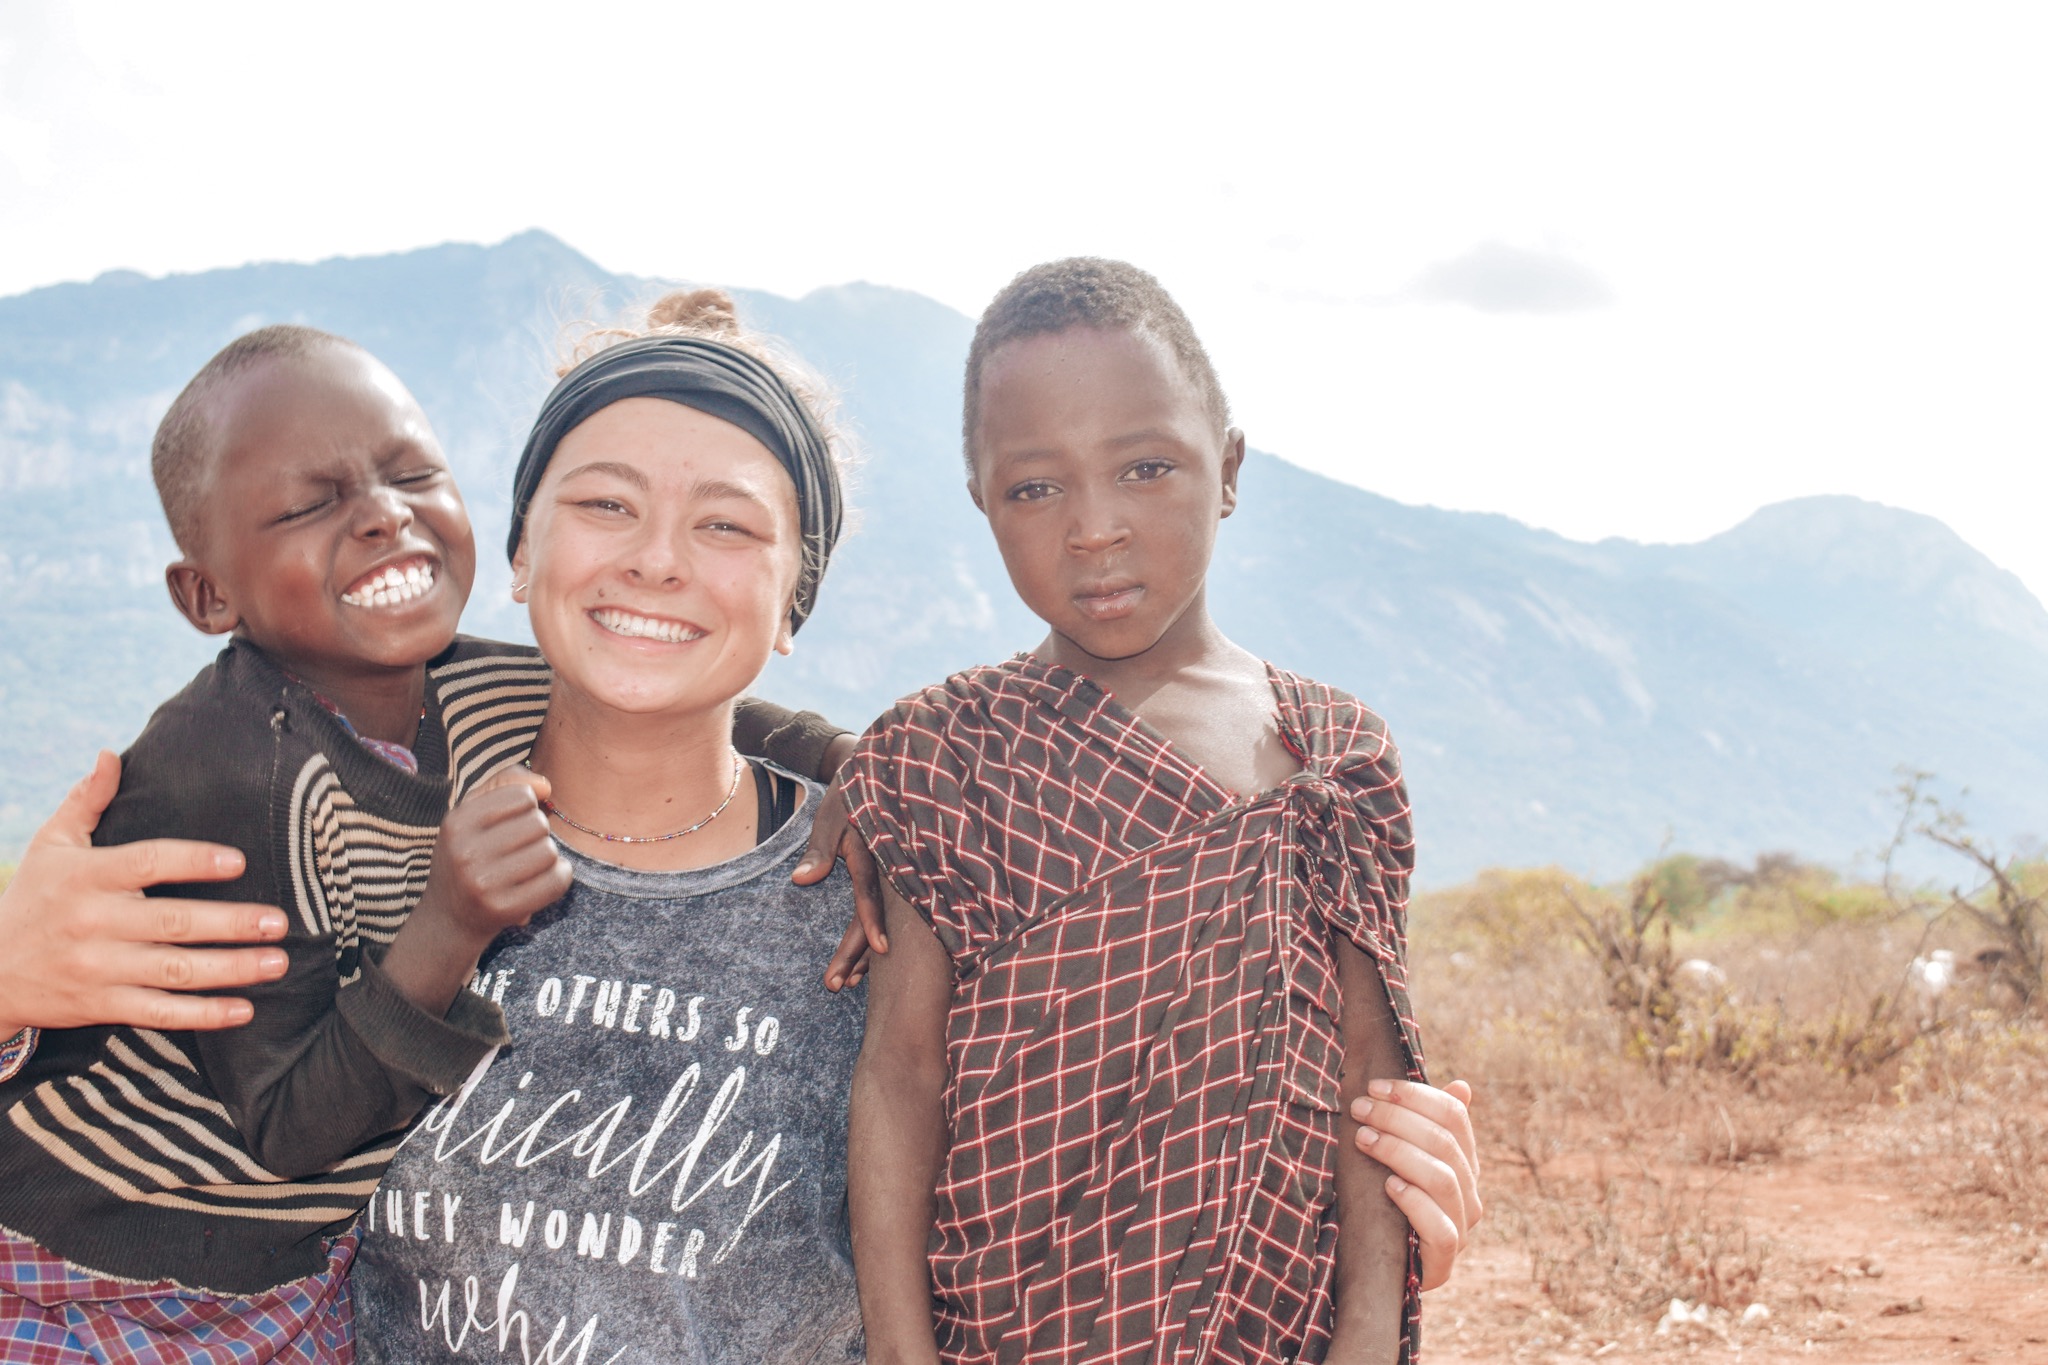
[1218,428,1248,519]
[165,562,239,636]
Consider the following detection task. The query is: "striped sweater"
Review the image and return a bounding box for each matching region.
[0,636,845,1294]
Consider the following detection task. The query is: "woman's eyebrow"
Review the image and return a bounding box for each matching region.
[556,460,650,490]
[691,477,774,510]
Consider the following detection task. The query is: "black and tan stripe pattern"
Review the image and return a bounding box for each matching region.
[281,648,552,984]
[8,1029,389,1228]
[0,639,545,1294]
[433,646,553,798]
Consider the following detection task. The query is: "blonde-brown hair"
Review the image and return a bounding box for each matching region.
[561,288,850,466]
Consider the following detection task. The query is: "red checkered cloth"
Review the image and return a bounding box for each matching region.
[845,656,1426,1365]
[0,1223,356,1364]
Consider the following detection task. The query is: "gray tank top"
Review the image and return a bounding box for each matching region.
[352,776,866,1365]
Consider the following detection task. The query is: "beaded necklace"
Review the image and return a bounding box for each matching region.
[539,751,746,844]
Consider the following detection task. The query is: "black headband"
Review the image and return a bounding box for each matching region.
[506,335,843,632]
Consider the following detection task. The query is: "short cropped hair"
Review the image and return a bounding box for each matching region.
[151,325,357,553]
[962,258,1230,465]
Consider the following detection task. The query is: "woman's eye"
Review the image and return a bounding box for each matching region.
[1008,480,1058,503]
[393,468,442,487]
[576,497,631,515]
[704,519,756,537]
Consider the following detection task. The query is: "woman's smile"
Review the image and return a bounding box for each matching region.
[589,605,709,645]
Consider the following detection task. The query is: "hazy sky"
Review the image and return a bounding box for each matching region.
[5,3,2044,602]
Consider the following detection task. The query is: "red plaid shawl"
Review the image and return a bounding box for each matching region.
[846,656,1425,1364]
[0,1224,355,1364]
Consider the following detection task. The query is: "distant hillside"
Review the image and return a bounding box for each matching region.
[2,232,2042,881]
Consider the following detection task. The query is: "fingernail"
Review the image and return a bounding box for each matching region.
[1368,1079,1394,1099]
[827,974,843,991]
[214,850,244,874]
[1349,1097,1372,1120]
[1358,1125,1380,1145]
[1387,1175,1408,1194]
[258,913,287,936]
[259,950,288,974]
[225,1001,254,1024]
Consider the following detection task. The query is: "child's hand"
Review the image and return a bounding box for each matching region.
[422,767,573,940]
[382,767,571,1014]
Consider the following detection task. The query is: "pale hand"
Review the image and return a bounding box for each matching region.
[0,751,290,1038]
[1352,1077,1483,1291]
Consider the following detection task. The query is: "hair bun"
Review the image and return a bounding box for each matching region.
[648,288,740,336]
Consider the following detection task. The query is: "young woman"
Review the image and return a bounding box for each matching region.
[341,291,869,1362]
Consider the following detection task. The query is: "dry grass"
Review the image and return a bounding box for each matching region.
[1414,849,2048,1356]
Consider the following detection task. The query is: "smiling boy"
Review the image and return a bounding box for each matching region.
[0,327,576,1360]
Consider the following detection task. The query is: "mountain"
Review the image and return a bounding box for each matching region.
[2,232,2042,882]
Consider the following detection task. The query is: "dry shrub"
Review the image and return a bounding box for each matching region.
[1893,1011,2048,1233]
[1416,859,1925,1098]
[1959,1106,2048,1235]
[1412,867,1586,964]
[1411,844,2048,1346]
[1506,1167,1769,1326]
[1898,775,2046,1011]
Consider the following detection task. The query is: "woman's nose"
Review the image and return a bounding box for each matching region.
[624,522,692,587]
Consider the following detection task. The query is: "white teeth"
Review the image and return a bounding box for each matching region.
[342,561,436,608]
[593,608,703,644]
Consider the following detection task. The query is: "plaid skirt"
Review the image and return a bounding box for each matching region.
[0,1224,356,1364]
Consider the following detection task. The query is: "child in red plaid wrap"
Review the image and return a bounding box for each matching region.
[845,259,1432,1364]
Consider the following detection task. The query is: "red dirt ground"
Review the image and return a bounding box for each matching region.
[1421,1107,2048,1363]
